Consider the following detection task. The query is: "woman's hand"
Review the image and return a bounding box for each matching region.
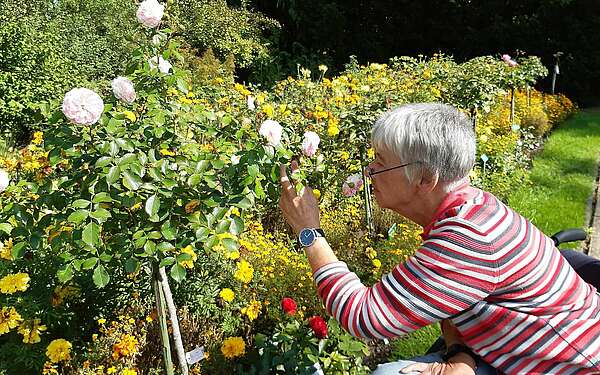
[278,161,321,235]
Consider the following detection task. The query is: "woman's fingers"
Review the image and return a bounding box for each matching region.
[400,362,429,373]
[279,164,296,197]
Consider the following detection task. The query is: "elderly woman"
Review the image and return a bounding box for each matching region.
[278,103,600,374]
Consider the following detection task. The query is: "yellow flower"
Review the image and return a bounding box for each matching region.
[32,131,44,145]
[112,334,138,359]
[262,103,275,118]
[179,245,197,269]
[318,64,328,72]
[0,306,22,335]
[42,362,58,375]
[339,151,350,161]
[234,260,254,284]
[219,288,235,302]
[123,111,137,122]
[221,337,245,359]
[327,125,340,137]
[122,369,137,375]
[130,202,142,211]
[46,339,72,363]
[0,272,30,294]
[241,299,262,321]
[372,258,382,269]
[479,134,489,143]
[0,238,13,261]
[229,207,240,216]
[367,148,375,159]
[159,148,176,156]
[97,318,106,324]
[18,318,47,343]
[312,189,321,200]
[107,366,117,374]
[225,250,240,260]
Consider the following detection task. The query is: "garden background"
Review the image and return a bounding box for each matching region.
[0,0,592,374]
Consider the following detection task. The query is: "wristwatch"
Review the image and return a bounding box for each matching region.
[442,343,479,363]
[298,228,325,248]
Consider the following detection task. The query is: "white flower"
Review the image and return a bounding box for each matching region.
[61,88,104,125]
[259,120,283,146]
[0,169,10,192]
[152,34,166,46]
[111,76,136,104]
[341,173,364,197]
[247,96,255,111]
[301,131,320,157]
[231,155,240,165]
[136,0,165,28]
[149,56,172,74]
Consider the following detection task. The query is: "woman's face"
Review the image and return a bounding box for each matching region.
[367,148,416,213]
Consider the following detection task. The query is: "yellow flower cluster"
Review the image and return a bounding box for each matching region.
[219,288,235,302]
[0,306,22,335]
[18,318,47,343]
[0,238,13,260]
[112,333,138,360]
[46,338,72,363]
[221,336,245,359]
[234,259,254,284]
[241,299,262,321]
[0,272,30,294]
[179,245,197,269]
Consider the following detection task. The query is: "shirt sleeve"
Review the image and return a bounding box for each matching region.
[313,227,499,339]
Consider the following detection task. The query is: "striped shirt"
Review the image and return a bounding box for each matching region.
[314,185,600,374]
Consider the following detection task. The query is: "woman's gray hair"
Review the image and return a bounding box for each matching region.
[371,103,475,191]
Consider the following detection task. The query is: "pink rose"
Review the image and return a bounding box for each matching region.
[61,88,104,125]
[136,0,164,28]
[508,59,518,67]
[111,77,136,104]
[501,54,512,62]
[301,131,320,157]
[341,173,363,197]
[259,120,283,146]
[148,56,172,74]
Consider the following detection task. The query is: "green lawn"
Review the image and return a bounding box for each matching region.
[508,109,600,242]
[387,109,600,361]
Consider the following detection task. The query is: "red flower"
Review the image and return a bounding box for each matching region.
[281,297,297,316]
[308,316,328,338]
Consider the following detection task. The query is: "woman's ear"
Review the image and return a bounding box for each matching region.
[417,171,439,194]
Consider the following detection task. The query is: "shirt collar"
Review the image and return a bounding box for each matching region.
[420,180,477,240]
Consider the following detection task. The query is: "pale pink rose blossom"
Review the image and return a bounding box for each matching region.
[501,54,512,62]
[61,88,104,125]
[148,56,172,74]
[231,155,240,165]
[341,173,363,197]
[507,59,518,67]
[136,0,165,28]
[111,77,136,104]
[259,120,283,146]
[0,169,10,192]
[301,131,320,157]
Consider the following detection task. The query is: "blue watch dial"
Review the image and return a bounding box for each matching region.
[299,229,316,247]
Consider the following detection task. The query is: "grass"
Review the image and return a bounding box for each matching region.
[508,110,600,242]
[387,109,600,361]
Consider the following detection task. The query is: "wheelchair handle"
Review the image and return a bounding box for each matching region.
[550,228,588,246]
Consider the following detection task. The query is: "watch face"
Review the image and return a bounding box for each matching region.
[299,229,316,247]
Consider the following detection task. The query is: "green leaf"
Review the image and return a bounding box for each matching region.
[161,221,176,240]
[122,171,142,190]
[82,222,100,247]
[82,257,98,270]
[95,156,113,168]
[170,263,186,283]
[234,197,252,209]
[195,227,210,240]
[145,195,160,216]
[107,166,121,184]
[57,264,74,283]
[159,257,176,267]
[125,258,140,273]
[12,242,27,259]
[68,210,89,224]
[147,231,162,239]
[248,164,260,177]
[187,174,202,187]
[118,153,138,166]
[72,199,92,209]
[92,192,112,203]
[93,264,110,288]
[90,208,112,223]
[230,217,244,235]
[144,240,156,255]
[222,238,239,252]
[157,242,175,252]
[0,223,13,234]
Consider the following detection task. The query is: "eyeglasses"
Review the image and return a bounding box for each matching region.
[364,162,416,178]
